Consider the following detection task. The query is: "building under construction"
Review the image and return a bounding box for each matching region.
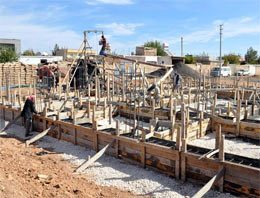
[0,31,259,198]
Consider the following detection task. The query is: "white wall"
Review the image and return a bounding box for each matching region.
[19,56,63,64]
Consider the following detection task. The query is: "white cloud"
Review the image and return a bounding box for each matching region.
[164,16,260,46]
[185,17,197,22]
[240,16,253,23]
[95,22,143,35]
[222,17,260,38]
[86,0,134,5]
[0,12,82,53]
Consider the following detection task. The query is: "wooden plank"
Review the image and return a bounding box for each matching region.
[97,124,113,131]
[213,116,235,125]
[58,98,69,112]
[141,146,146,168]
[239,129,260,140]
[240,121,260,129]
[75,140,115,173]
[25,125,56,146]
[145,146,177,161]
[185,154,219,171]
[192,168,225,198]
[145,132,154,139]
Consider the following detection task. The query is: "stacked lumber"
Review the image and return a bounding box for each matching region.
[0,62,37,86]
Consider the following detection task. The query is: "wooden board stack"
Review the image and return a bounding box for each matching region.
[0,62,37,86]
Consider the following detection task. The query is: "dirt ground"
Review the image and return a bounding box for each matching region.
[0,135,147,198]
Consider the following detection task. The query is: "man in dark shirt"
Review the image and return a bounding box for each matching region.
[99,35,107,55]
[21,95,38,137]
[172,72,182,92]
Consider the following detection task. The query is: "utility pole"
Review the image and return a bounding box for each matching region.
[181,37,183,56]
[219,25,223,69]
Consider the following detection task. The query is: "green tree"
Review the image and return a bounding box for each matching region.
[184,55,195,64]
[144,40,167,56]
[36,51,41,56]
[52,44,59,55]
[245,47,258,64]
[0,48,18,63]
[223,53,240,64]
[23,49,36,56]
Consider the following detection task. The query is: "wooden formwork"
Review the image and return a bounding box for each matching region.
[0,105,259,197]
[182,151,260,197]
[212,116,260,140]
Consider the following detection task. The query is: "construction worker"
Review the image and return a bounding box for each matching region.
[172,71,182,93]
[21,95,38,137]
[99,35,107,56]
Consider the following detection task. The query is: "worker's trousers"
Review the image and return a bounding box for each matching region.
[24,117,32,137]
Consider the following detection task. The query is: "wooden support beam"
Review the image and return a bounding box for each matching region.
[227,101,231,116]
[182,138,187,152]
[93,120,98,151]
[58,98,69,112]
[141,145,146,168]
[215,124,221,149]
[170,95,173,122]
[152,99,155,119]
[219,135,225,162]
[198,149,219,160]
[109,104,112,124]
[236,99,241,136]
[103,99,107,119]
[95,77,98,105]
[107,72,110,101]
[75,140,115,173]
[176,127,181,151]
[0,80,2,104]
[25,125,56,146]
[181,103,186,139]
[141,128,146,142]
[244,100,248,119]
[192,168,225,198]
[199,111,204,137]
[181,139,187,182]
[87,100,91,119]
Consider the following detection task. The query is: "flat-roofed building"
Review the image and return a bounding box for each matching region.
[0,38,21,55]
[56,48,96,60]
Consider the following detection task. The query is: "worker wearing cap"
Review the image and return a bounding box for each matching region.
[21,95,38,137]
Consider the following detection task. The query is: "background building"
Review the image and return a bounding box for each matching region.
[56,48,96,60]
[136,46,157,56]
[0,38,21,55]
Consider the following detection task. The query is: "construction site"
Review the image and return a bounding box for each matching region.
[0,30,259,198]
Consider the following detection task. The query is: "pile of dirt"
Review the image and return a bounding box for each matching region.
[147,62,201,79]
[0,135,147,198]
[173,62,201,79]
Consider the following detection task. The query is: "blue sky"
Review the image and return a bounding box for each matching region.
[0,0,259,57]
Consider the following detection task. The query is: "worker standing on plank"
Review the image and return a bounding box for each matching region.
[99,35,107,56]
[21,95,38,137]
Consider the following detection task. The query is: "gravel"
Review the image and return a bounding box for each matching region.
[0,119,237,198]
[189,131,260,159]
